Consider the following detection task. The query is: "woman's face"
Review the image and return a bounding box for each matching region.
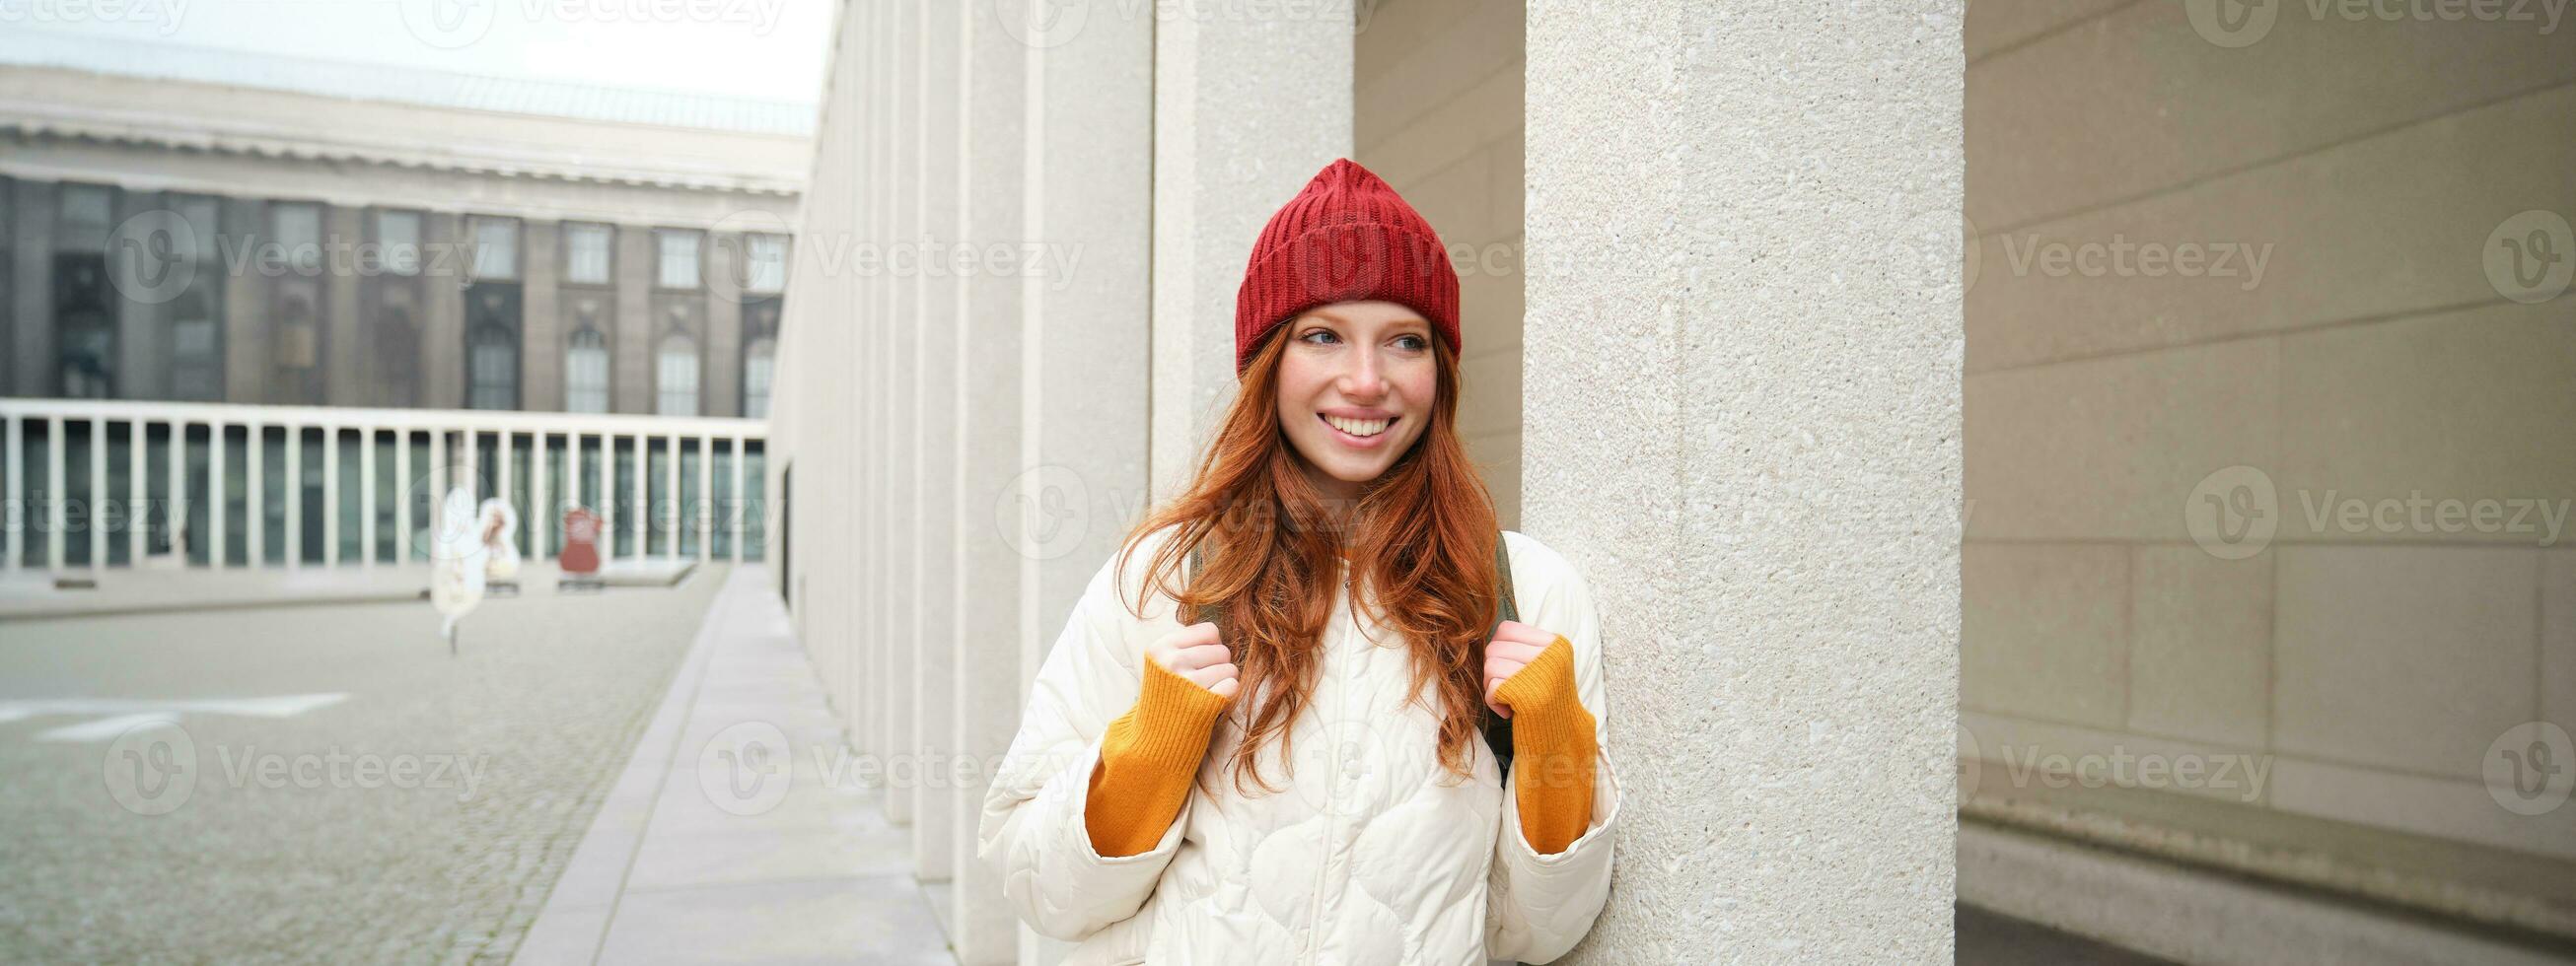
[1273,300,1438,504]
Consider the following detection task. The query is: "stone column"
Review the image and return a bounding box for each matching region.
[1147,2,1353,502]
[521,220,562,412]
[420,211,465,410]
[1522,2,1962,961]
[879,0,921,829]
[113,188,166,401]
[910,0,964,881]
[1017,5,1156,959]
[702,231,742,419]
[949,2,1032,961]
[322,203,365,406]
[612,223,654,414]
[854,0,893,769]
[8,180,47,397]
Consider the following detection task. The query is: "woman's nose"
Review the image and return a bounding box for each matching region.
[1340,351,1388,398]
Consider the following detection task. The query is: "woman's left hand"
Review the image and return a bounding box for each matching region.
[1482,619,1565,719]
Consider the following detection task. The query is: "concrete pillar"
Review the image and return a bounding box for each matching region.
[522,220,562,412]
[1522,2,1962,961]
[910,0,964,881]
[879,0,920,829]
[420,211,465,410]
[611,223,654,414]
[1013,3,1157,959]
[7,179,48,397]
[1147,3,1353,502]
[854,0,892,767]
[322,203,364,406]
[113,188,166,401]
[949,2,1032,960]
[702,233,743,419]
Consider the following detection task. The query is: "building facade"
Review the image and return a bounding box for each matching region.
[0,44,803,420]
[0,41,797,570]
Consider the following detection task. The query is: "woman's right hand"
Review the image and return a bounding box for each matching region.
[1147,622,1239,700]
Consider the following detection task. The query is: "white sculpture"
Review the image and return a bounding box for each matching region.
[479,498,522,583]
[429,486,487,653]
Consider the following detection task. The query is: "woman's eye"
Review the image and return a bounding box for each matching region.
[1394,334,1429,351]
[1300,329,1341,345]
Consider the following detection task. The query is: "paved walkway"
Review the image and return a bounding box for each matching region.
[518,566,955,964]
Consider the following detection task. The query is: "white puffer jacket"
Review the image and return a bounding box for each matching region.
[978,525,1619,965]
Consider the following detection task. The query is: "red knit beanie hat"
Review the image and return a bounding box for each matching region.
[1234,158,1460,376]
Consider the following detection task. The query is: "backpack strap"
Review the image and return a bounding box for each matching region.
[1484,531,1519,779]
[1187,535,1522,780]
[1186,544,1219,629]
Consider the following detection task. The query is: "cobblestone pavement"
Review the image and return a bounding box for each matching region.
[0,567,728,964]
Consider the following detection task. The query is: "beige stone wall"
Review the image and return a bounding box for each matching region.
[1354,0,1525,529]
[1965,2,2576,860]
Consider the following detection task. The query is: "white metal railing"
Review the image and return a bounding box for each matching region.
[0,398,765,573]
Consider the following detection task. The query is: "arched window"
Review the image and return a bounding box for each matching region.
[468,323,519,410]
[566,328,610,414]
[741,337,776,419]
[656,333,699,416]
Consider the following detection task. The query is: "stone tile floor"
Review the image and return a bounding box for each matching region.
[519,566,952,964]
[0,565,727,963]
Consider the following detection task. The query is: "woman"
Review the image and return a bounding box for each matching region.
[978,158,1617,965]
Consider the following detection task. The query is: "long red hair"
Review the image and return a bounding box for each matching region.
[1113,319,1503,794]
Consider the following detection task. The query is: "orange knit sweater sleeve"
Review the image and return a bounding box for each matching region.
[1084,656,1230,858]
[1492,634,1600,855]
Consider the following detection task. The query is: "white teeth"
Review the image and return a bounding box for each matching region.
[1324,415,1390,438]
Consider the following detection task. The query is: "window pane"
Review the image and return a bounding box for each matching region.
[658,231,700,289]
[472,218,519,280]
[379,211,421,276]
[273,204,322,273]
[657,336,698,416]
[566,329,609,414]
[61,184,113,231]
[747,235,787,294]
[468,325,518,409]
[743,339,775,419]
[567,224,612,285]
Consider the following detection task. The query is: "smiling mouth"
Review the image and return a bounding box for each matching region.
[1320,413,1396,439]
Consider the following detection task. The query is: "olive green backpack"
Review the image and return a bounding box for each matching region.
[1185,532,1522,777]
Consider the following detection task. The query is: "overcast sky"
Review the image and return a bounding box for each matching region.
[1,0,834,104]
